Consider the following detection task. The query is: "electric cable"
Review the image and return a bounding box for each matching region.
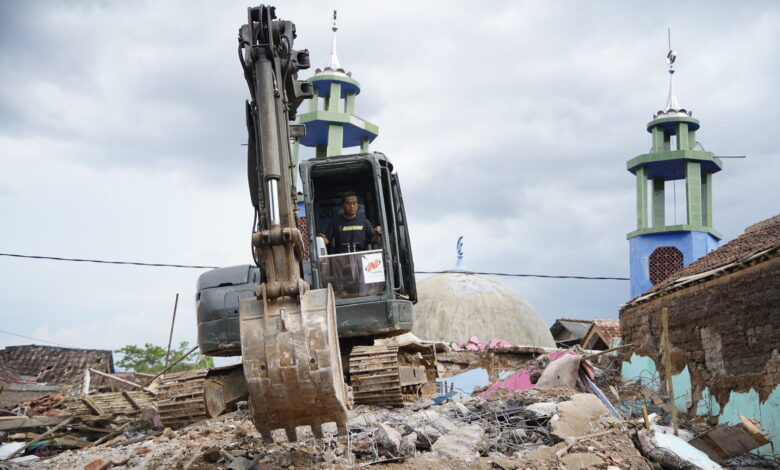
[0,252,629,280]
[0,329,76,348]
[0,253,218,269]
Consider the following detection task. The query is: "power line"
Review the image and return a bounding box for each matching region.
[0,329,76,349]
[0,253,218,270]
[0,252,629,281]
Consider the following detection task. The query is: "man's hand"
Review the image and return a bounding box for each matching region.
[371,226,381,244]
[374,226,382,235]
[317,233,329,244]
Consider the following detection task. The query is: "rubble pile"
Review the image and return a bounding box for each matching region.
[1,349,776,469]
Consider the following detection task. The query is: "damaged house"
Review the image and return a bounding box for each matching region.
[621,213,780,454]
[549,318,592,348]
[0,345,115,408]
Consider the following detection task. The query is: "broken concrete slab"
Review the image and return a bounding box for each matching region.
[376,423,401,454]
[550,393,615,438]
[560,451,605,469]
[404,409,457,436]
[432,424,485,459]
[525,401,557,419]
[638,427,722,470]
[400,431,417,456]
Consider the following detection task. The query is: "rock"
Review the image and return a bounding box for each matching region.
[202,446,222,463]
[225,456,253,470]
[550,393,614,438]
[322,451,338,464]
[560,452,604,469]
[84,458,111,470]
[400,432,417,456]
[347,410,387,430]
[525,401,557,419]
[452,402,470,417]
[163,427,176,439]
[404,410,457,435]
[236,421,255,437]
[413,424,442,448]
[376,423,401,454]
[431,424,485,460]
[412,398,433,410]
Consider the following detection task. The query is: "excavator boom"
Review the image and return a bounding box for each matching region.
[237,5,351,441]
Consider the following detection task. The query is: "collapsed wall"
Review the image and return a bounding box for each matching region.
[621,250,780,454]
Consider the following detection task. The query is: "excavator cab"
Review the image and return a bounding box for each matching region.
[300,152,417,339]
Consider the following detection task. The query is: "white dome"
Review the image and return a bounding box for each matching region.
[411,272,555,348]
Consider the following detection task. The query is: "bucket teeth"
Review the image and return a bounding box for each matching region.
[239,286,350,442]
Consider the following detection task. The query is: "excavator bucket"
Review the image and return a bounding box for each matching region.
[239,285,351,442]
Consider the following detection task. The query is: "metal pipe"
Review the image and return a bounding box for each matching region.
[268,178,280,225]
[256,57,281,179]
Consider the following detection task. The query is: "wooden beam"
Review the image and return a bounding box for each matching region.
[81,397,104,415]
[140,345,198,388]
[88,368,157,396]
[122,390,142,411]
[662,307,679,436]
[583,343,635,361]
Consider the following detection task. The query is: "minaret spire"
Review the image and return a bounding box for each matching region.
[665,28,680,111]
[326,9,341,71]
[657,28,689,117]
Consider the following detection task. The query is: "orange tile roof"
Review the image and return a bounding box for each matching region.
[648,214,780,294]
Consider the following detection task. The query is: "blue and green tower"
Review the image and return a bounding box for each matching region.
[627,44,723,298]
[297,10,378,157]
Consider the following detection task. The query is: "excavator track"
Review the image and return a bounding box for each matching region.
[349,345,404,407]
[157,365,248,429]
[350,344,438,407]
[240,286,352,442]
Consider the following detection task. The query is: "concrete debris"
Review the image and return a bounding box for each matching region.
[525,401,557,419]
[375,423,401,454]
[550,393,616,438]
[1,346,777,469]
[453,336,515,351]
[638,425,722,470]
[559,451,604,469]
[399,431,417,456]
[411,397,433,410]
[432,424,484,459]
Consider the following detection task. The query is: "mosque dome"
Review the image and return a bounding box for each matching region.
[411,238,555,348]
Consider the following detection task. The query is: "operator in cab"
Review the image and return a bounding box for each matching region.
[318,192,381,253]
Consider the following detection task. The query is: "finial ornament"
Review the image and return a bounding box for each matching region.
[656,28,689,118]
[454,236,468,272]
[326,9,341,71]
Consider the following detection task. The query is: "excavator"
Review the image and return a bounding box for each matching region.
[156,5,435,441]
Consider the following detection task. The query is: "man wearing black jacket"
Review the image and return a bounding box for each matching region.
[318,192,381,253]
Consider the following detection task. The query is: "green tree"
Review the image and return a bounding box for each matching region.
[116,341,213,373]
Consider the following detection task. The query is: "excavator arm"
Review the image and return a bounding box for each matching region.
[236,5,351,442]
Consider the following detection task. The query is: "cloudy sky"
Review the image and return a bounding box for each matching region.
[1,1,778,357]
